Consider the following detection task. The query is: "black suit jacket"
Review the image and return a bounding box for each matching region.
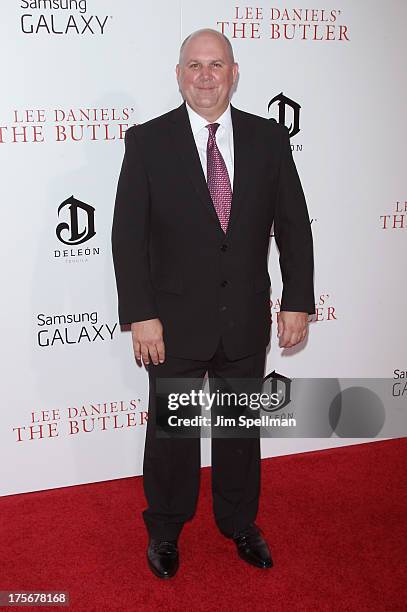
[111,102,315,360]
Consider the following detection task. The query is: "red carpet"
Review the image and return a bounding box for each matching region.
[1,439,406,611]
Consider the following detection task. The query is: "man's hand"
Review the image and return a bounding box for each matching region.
[131,318,165,366]
[277,311,309,348]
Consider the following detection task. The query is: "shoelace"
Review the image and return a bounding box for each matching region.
[151,541,178,554]
[233,523,263,543]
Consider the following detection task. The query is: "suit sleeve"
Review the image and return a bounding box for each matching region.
[273,125,316,315]
[111,127,158,325]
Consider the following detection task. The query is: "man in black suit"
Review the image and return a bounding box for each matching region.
[112,28,315,579]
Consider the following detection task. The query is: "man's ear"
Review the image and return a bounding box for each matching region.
[175,64,180,80]
[232,62,239,83]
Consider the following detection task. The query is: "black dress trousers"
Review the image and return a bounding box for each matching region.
[142,338,267,541]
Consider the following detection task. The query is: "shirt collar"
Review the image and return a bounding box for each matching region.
[185,102,232,136]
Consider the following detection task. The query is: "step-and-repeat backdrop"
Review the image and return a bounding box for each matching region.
[1,0,405,495]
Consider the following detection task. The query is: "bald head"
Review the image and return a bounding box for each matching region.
[176,28,238,123]
[179,28,235,65]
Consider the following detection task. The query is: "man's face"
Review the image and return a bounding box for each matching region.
[176,33,238,119]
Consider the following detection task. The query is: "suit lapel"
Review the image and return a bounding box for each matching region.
[168,103,223,234]
[226,105,254,239]
[167,102,254,239]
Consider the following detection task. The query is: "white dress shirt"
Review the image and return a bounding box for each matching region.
[185,102,234,189]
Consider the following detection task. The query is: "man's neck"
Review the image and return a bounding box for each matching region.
[186,101,230,124]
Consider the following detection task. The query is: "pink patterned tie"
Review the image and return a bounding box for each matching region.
[206,123,232,233]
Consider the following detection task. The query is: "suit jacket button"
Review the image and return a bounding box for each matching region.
[221,244,228,252]
[220,305,227,312]
[220,280,228,288]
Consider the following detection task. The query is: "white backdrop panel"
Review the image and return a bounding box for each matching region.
[0,0,405,495]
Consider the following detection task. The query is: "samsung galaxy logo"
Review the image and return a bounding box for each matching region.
[20,0,111,35]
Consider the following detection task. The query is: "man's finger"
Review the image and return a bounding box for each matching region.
[280,329,298,348]
[277,315,284,338]
[141,344,150,366]
[279,329,290,347]
[133,340,141,362]
[157,340,165,364]
[148,343,160,366]
[286,330,306,348]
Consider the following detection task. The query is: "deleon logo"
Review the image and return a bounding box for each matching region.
[56,196,95,246]
[268,92,301,138]
[262,370,292,412]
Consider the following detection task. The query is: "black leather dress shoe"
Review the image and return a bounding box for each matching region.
[147,539,179,579]
[233,523,273,569]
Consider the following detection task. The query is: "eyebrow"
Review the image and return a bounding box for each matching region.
[187,58,226,64]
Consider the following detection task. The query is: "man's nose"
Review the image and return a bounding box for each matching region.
[199,66,213,80]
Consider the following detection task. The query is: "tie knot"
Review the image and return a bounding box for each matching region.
[206,123,220,137]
